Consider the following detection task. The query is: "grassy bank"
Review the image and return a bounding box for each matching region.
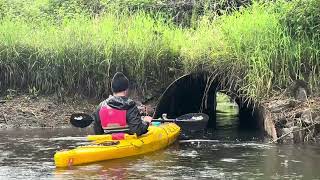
[0,0,319,100]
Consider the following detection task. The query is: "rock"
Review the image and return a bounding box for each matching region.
[290,80,309,102]
[295,87,308,102]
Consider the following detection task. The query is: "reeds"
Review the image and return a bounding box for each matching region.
[0,0,319,100]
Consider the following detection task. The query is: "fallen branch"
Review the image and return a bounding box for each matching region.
[269,123,317,143]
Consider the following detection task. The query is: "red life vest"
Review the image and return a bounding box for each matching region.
[99,105,128,139]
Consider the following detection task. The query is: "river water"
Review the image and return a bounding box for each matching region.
[0,125,319,180]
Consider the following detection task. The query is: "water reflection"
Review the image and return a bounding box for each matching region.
[0,127,320,179]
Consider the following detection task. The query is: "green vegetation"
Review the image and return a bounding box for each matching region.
[0,0,319,100]
[216,92,238,115]
[216,92,238,127]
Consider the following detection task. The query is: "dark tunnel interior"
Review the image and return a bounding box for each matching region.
[154,72,264,131]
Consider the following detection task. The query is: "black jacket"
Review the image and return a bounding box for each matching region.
[92,95,149,136]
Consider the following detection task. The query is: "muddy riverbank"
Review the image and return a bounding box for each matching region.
[0,92,157,129]
[1,92,320,143]
[262,97,320,143]
[0,95,97,128]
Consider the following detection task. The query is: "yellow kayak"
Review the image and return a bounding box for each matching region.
[54,123,180,167]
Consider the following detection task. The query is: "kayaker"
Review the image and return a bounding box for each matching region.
[92,72,153,136]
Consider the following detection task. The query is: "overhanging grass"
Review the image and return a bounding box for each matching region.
[0,0,319,100]
[0,12,180,97]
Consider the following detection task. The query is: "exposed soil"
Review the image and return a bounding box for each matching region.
[0,95,98,128]
[0,92,157,129]
[1,91,319,143]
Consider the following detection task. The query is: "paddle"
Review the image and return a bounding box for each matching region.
[70,113,209,131]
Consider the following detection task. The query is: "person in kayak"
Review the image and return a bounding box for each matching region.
[92,72,153,136]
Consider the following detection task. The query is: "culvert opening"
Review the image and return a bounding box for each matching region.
[215,92,239,129]
[154,72,264,138]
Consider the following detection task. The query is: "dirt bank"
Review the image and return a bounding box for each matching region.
[0,92,157,129]
[1,92,319,143]
[262,97,320,143]
[0,95,98,128]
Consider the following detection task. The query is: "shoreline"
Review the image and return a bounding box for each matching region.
[1,93,319,143]
[0,95,97,129]
[262,96,320,143]
[0,93,156,129]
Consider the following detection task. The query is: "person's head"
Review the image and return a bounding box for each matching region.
[111,72,129,96]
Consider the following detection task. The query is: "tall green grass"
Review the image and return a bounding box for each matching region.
[0,0,319,100]
[0,11,181,97]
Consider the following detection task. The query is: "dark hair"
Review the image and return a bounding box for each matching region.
[111,72,129,93]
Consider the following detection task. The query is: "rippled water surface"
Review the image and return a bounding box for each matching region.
[0,127,319,180]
